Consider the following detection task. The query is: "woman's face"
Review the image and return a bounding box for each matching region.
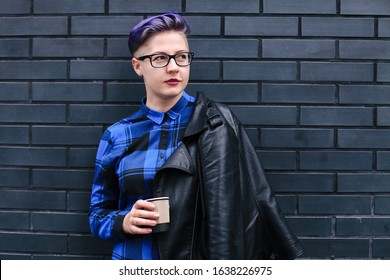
[132,30,190,110]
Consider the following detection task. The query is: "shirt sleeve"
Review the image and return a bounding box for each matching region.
[88,129,128,241]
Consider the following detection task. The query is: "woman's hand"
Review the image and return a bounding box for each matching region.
[122,200,159,235]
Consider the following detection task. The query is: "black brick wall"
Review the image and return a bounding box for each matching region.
[0,0,389,259]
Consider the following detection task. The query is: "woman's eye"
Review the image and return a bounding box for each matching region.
[153,55,167,61]
[176,54,187,60]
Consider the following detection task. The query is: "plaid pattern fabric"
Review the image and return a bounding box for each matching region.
[89,92,196,259]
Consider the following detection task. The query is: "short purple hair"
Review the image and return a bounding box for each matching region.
[128,12,191,56]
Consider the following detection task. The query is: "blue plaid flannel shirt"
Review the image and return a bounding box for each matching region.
[89,92,196,259]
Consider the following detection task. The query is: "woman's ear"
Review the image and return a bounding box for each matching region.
[131,57,143,77]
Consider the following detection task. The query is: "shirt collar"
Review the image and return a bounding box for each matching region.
[141,92,191,125]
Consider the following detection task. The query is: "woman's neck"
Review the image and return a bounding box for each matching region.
[145,93,183,113]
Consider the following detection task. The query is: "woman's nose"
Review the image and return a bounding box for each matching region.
[166,57,179,72]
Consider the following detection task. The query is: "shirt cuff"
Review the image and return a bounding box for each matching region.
[113,214,131,240]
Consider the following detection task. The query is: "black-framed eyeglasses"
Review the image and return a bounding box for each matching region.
[136,52,194,68]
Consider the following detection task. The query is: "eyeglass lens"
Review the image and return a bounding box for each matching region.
[151,53,192,67]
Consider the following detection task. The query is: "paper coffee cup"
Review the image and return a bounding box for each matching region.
[146,197,170,233]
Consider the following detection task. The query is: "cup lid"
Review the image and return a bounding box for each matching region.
[145,197,169,202]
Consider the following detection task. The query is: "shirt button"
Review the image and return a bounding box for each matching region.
[159,153,164,159]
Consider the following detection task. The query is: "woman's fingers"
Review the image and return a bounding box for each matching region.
[122,200,159,235]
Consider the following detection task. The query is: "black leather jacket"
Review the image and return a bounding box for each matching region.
[153,93,303,260]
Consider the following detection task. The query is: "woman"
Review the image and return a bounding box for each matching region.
[89,12,303,260]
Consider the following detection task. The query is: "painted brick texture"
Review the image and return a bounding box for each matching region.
[0,0,389,260]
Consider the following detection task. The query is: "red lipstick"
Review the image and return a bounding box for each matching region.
[165,78,180,86]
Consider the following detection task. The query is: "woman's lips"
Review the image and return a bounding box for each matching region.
[165,78,180,86]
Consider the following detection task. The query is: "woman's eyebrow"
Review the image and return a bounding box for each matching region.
[150,50,189,55]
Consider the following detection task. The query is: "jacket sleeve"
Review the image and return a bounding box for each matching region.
[237,119,303,259]
[212,101,303,259]
[88,129,129,241]
[198,117,246,259]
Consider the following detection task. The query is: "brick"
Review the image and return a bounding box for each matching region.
[246,128,259,147]
[267,173,334,192]
[32,169,93,190]
[225,17,298,36]
[257,151,296,170]
[0,232,67,254]
[301,62,373,82]
[275,195,295,214]
[33,38,104,57]
[32,82,103,102]
[0,126,29,144]
[70,60,137,80]
[34,0,105,14]
[0,104,66,123]
[72,16,142,35]
[186,0,259,13]
[341,0,390,15]
[224,61,297,81]
[0,61,67,80]
[378,63,390,82]
[377,152,390,170]
[109,0,181,13]
[106,82,146,102]
[69,148,97,168]
[340,85,390,105]
[0,17,68,36]
[186,83,258,103]
[32,255,103,260]
[263,39,335,59]
[231,106,296,125]
[0,212,29,230]
[69,104,139,124]
[0,83,29,101]
[261,128,334,148]
[379,19,390,37]
[185,16,221,36]
[107,38,130,58]
[0,190,66,210]
[190,61,221,80]
[373,239,390,258]
[262,84,336,104]
[287,217,332,236]
[0,39,29,57]
[33,213,90,233]
[32,126,102,145]
[300,107,373,126]
[375,196,390,214]
[337,218,390,236]
[69,191,91,211]
[189,39,258,58]
[299,195,371,214]
[378,107,390,126]
[302,17,374,37]
[0,168,29,187]
[69,235,112,255]
[264,0,336,14]
[300,151,372,171]
[0,147,66,167]
[339,129,390,149]
[0,254,32,260]
[0,0,30,14]
[340,40,390,60]
[338,173,390,193]
[300,239,369,258]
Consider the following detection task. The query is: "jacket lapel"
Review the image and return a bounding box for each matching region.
[158,143,195,175]
[156,92,208,177]
[184,92,209,138]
